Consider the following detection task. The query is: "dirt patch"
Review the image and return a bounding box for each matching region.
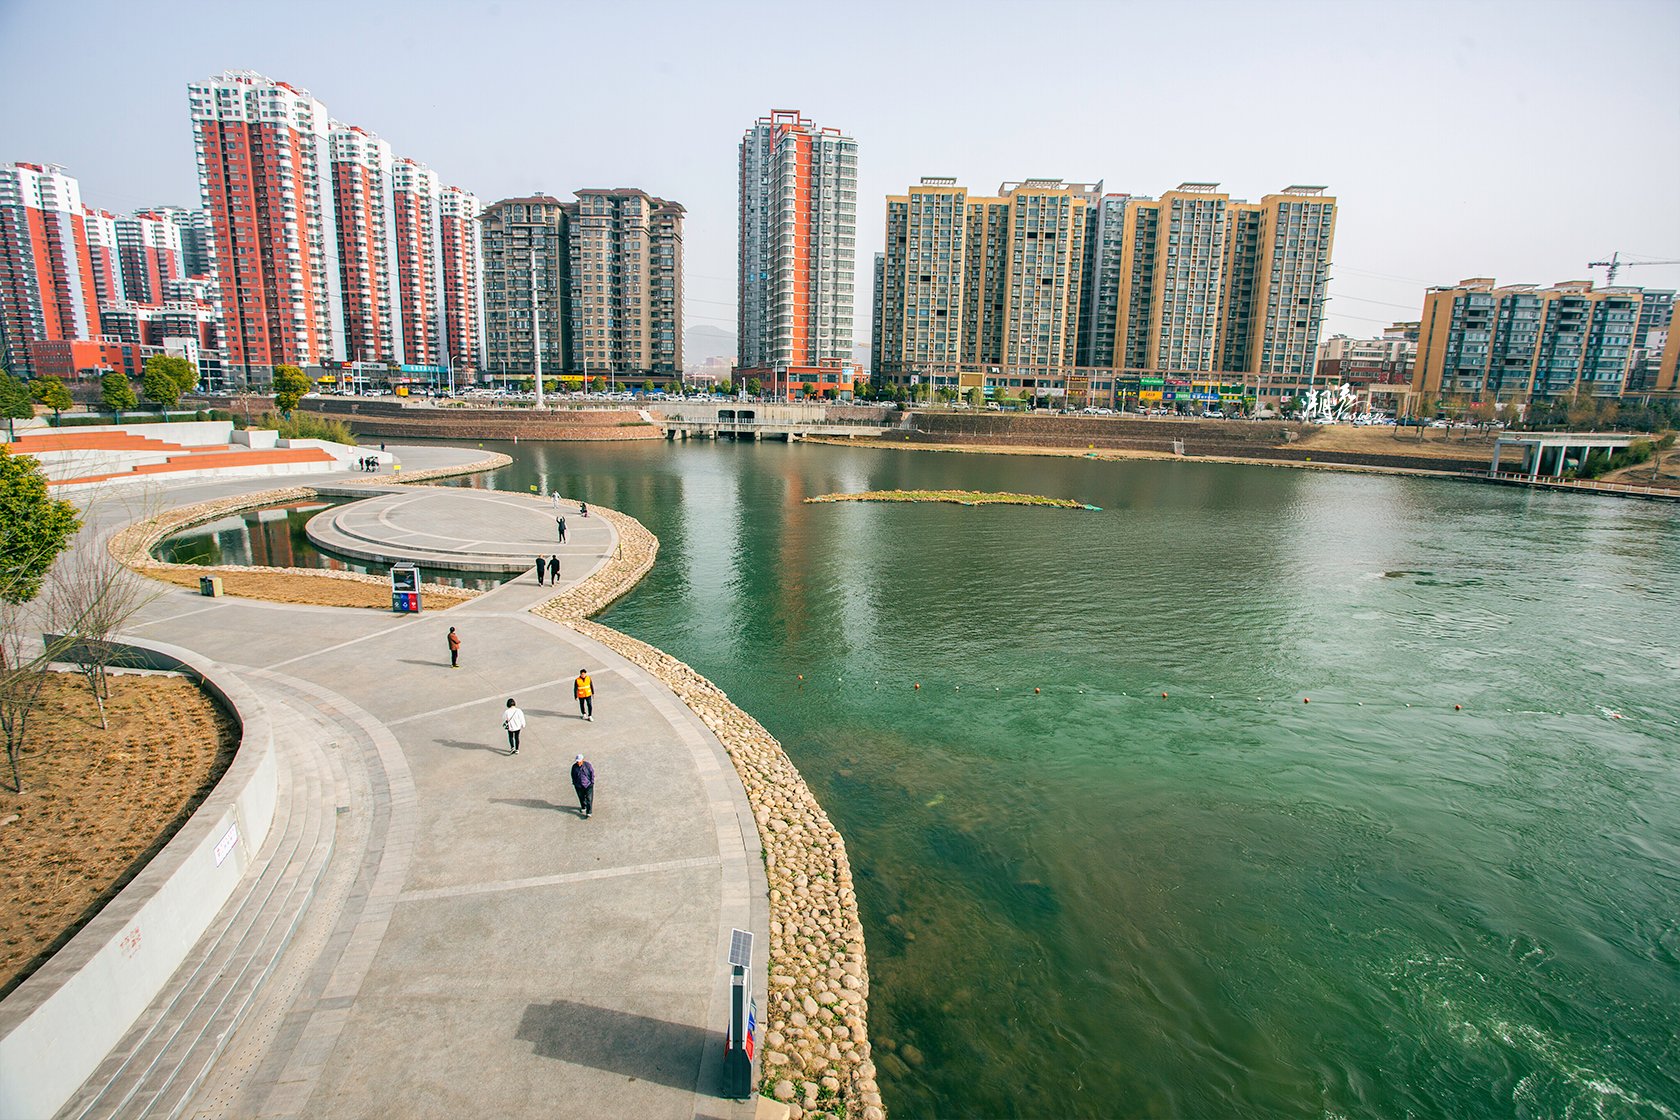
[1293,424,1497,461]
[145,566,474,610]
[0,672,238,997]
[1600,444,1680,489]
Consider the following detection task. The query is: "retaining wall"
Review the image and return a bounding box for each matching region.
[0,640,274,1120]
[902,413,1481,472]
[297,399,662,442]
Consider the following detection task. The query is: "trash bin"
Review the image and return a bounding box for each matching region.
[200,575,223,597]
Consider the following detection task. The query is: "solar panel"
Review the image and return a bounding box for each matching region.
[729,928,753,969]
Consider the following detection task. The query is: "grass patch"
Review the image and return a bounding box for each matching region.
[805,489,1100,509]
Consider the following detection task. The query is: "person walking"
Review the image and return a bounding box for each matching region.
[574,668,594,721]
[503,699,525,755]
[534,556,545,585]
[571,753,594,818]
[447,626,460,668]
[547,554,560,584]
[557,515,567,543]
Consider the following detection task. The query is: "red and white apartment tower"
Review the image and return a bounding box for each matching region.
[114,211,185,304]
[391,158,441,366]
[328,124,397,365]
[188,71,342,388]
[0,163,99,379]
[83,205,125,306]
[438,186,481,374]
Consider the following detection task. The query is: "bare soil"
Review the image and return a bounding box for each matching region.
[0,672,238,997]
[1601,444,1680,488]
[143,567,473,610]
[1294,424,1499,461]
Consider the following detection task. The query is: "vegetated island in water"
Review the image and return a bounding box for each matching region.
[805,489,1102,510]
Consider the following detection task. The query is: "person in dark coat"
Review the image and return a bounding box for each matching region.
[534,556,545,585]
[557,515,567,542]
[447,626,460,668]
[547,555,560,584]
[571,754,594,818]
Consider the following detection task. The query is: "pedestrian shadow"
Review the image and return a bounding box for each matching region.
[489,797,573,813]
[523,709,576,719]
[435,738,505,754]
[514,999,716,1093]
[398,659,446,667]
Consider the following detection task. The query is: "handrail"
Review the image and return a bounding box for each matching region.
[1472,469,1677,498]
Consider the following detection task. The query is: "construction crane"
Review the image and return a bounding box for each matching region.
[1587,252,1680,285]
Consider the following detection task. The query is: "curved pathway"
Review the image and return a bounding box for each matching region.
[305,488,612,572]
[65,447,768,1120]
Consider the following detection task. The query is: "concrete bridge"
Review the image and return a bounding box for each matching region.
[657,402,899,443]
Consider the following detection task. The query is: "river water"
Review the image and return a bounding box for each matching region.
[437,439,1679,1119]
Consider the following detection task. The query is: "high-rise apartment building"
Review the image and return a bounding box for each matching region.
[392,158,441,366]
[873,177,1336,405]
[190,69,482,388]
[1411,278,1646,403]
[1653,313,1680,398]
[329,124,397,365]
[564,188,684,382]
[738,110,858,398]
[189,70,341,387]
[83,206,124,306]
[479,194,567,381]
[438,186,482,373]
[115,211,186,304]
[1095,183,1336,378]
[176,209,213,278]
[875,177,1098,396]
[0,162,99,378]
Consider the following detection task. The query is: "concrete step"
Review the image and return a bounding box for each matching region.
[55,687,345,1120]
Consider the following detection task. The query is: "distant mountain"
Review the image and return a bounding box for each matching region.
[685,324,737,363]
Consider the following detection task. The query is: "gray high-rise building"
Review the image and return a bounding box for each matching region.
[479,194,567,382]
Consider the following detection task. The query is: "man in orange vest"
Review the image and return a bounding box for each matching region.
[574,668,594,721]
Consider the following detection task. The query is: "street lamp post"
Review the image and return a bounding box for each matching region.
[531,251,546,410]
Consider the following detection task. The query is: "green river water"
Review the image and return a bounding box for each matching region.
[436,439,1679,1119]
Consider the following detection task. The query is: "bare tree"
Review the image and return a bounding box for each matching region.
[0,601,66,792]
[47,537,158,729]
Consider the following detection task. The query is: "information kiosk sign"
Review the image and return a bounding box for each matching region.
[722,928,756,1098]
[390,564,422,613]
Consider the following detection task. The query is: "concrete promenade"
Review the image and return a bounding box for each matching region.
[67,446,769,1119]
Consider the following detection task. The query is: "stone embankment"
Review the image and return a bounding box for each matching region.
[534,505,882,1120]
[299,398,663,442]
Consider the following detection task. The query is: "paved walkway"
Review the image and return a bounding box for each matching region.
[304,488,610,573]
[70,447,767,1119]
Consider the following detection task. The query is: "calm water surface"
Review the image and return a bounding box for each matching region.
[153,497,506,589]
[446,440,1680,1119]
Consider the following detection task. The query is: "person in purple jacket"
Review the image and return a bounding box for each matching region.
[571,754,594,818]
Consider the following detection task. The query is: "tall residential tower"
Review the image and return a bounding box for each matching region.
[0,163,99,379]
[738,110,858,398]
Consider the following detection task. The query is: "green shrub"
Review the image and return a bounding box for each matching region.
[252,411,355,444]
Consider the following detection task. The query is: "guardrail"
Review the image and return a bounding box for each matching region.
[1471,470,1679,500]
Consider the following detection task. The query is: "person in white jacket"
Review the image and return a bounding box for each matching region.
[503,698,526,755]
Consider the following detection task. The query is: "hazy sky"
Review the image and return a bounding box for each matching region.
[3,0,1677,347]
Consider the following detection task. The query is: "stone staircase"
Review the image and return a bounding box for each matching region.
[53,680,355,1120]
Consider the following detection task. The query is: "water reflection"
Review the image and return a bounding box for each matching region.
[152,497,507,590]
